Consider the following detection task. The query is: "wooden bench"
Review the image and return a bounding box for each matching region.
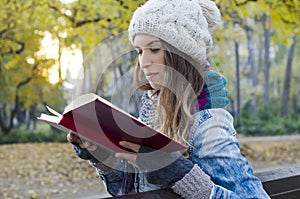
[255,164,300,198]
[103,164,300,198]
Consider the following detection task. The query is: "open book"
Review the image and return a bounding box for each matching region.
[38,93,186,153]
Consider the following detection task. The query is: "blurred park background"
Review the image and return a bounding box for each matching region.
[0,0,299,198]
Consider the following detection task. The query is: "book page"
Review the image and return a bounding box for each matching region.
[46,106,62,116]
[37,114,71,133]
[38,114,71,134]
[38,114,62,123]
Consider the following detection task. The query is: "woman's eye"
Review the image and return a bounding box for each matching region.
[135,47,161,55]
[150,48,161,53]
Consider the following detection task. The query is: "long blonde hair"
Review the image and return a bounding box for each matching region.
[134,40,205,145]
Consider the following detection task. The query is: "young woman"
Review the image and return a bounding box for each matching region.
[68,0,270,198]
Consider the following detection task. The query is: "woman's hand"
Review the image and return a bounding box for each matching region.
[67,131,115,164]
[115,141,194,187]
[114,141,183,171]
[67,131,97,151]
[115,141,141,166]
[67,131,101,161]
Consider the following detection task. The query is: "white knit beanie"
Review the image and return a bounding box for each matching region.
[128,0,221,65]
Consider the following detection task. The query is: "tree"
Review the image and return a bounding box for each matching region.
[47,0,145,92]
[269,1,300,117]
[281,37,297,117]
[215,0,265,118]
[216,0,300,117]
[0,0,147,134]
[0,0,65,133]
[261,13,271,112]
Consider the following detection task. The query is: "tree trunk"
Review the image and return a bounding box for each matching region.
[0,97,19,135]
[245,27,258,116]
[291,95,299,114]
[258,36,263,74]
[25,109,31,130]
[32,104,37,130]
[262,14,271,112]
[281,37,297,118]
[57,34,63,82]
[234,40,241,127]
[0,67,35,134]
[0,104,9,134]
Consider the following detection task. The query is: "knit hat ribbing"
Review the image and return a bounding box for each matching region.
[128,0,221,65]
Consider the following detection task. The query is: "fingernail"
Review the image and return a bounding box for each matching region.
[119,141,125,146]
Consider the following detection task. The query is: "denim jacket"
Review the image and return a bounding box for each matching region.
[97,107,269,198]
[187,108,269,198]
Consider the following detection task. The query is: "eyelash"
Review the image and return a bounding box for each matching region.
[136,48,161,55]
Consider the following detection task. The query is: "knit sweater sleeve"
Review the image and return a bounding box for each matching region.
[172,164,213,199]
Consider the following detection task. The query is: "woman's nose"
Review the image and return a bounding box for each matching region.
[139,51,151,68]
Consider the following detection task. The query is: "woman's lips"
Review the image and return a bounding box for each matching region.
[145,73,159,80]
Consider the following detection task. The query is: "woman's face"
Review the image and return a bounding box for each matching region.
[133,34,166,90]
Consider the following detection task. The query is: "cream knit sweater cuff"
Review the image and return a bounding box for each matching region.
[172,164,213,199]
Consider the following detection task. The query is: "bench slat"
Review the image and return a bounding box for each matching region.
[255,164,300,196]
[103,164,300,198]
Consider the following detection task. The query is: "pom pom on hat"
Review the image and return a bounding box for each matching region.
[128,0,221,65]
[194,0,221,31]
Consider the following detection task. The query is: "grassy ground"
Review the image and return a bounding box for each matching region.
[1,137,300,199]
[239,135,300,171]
[0,143,106,199]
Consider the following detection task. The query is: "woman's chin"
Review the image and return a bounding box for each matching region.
[149,83,162,90]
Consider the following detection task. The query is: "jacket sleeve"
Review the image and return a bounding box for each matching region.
[71,143,135,196]
[185,109,270,199]
[91,159,135,196]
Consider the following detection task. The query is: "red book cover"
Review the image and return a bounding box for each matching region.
[38,93,187,153]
